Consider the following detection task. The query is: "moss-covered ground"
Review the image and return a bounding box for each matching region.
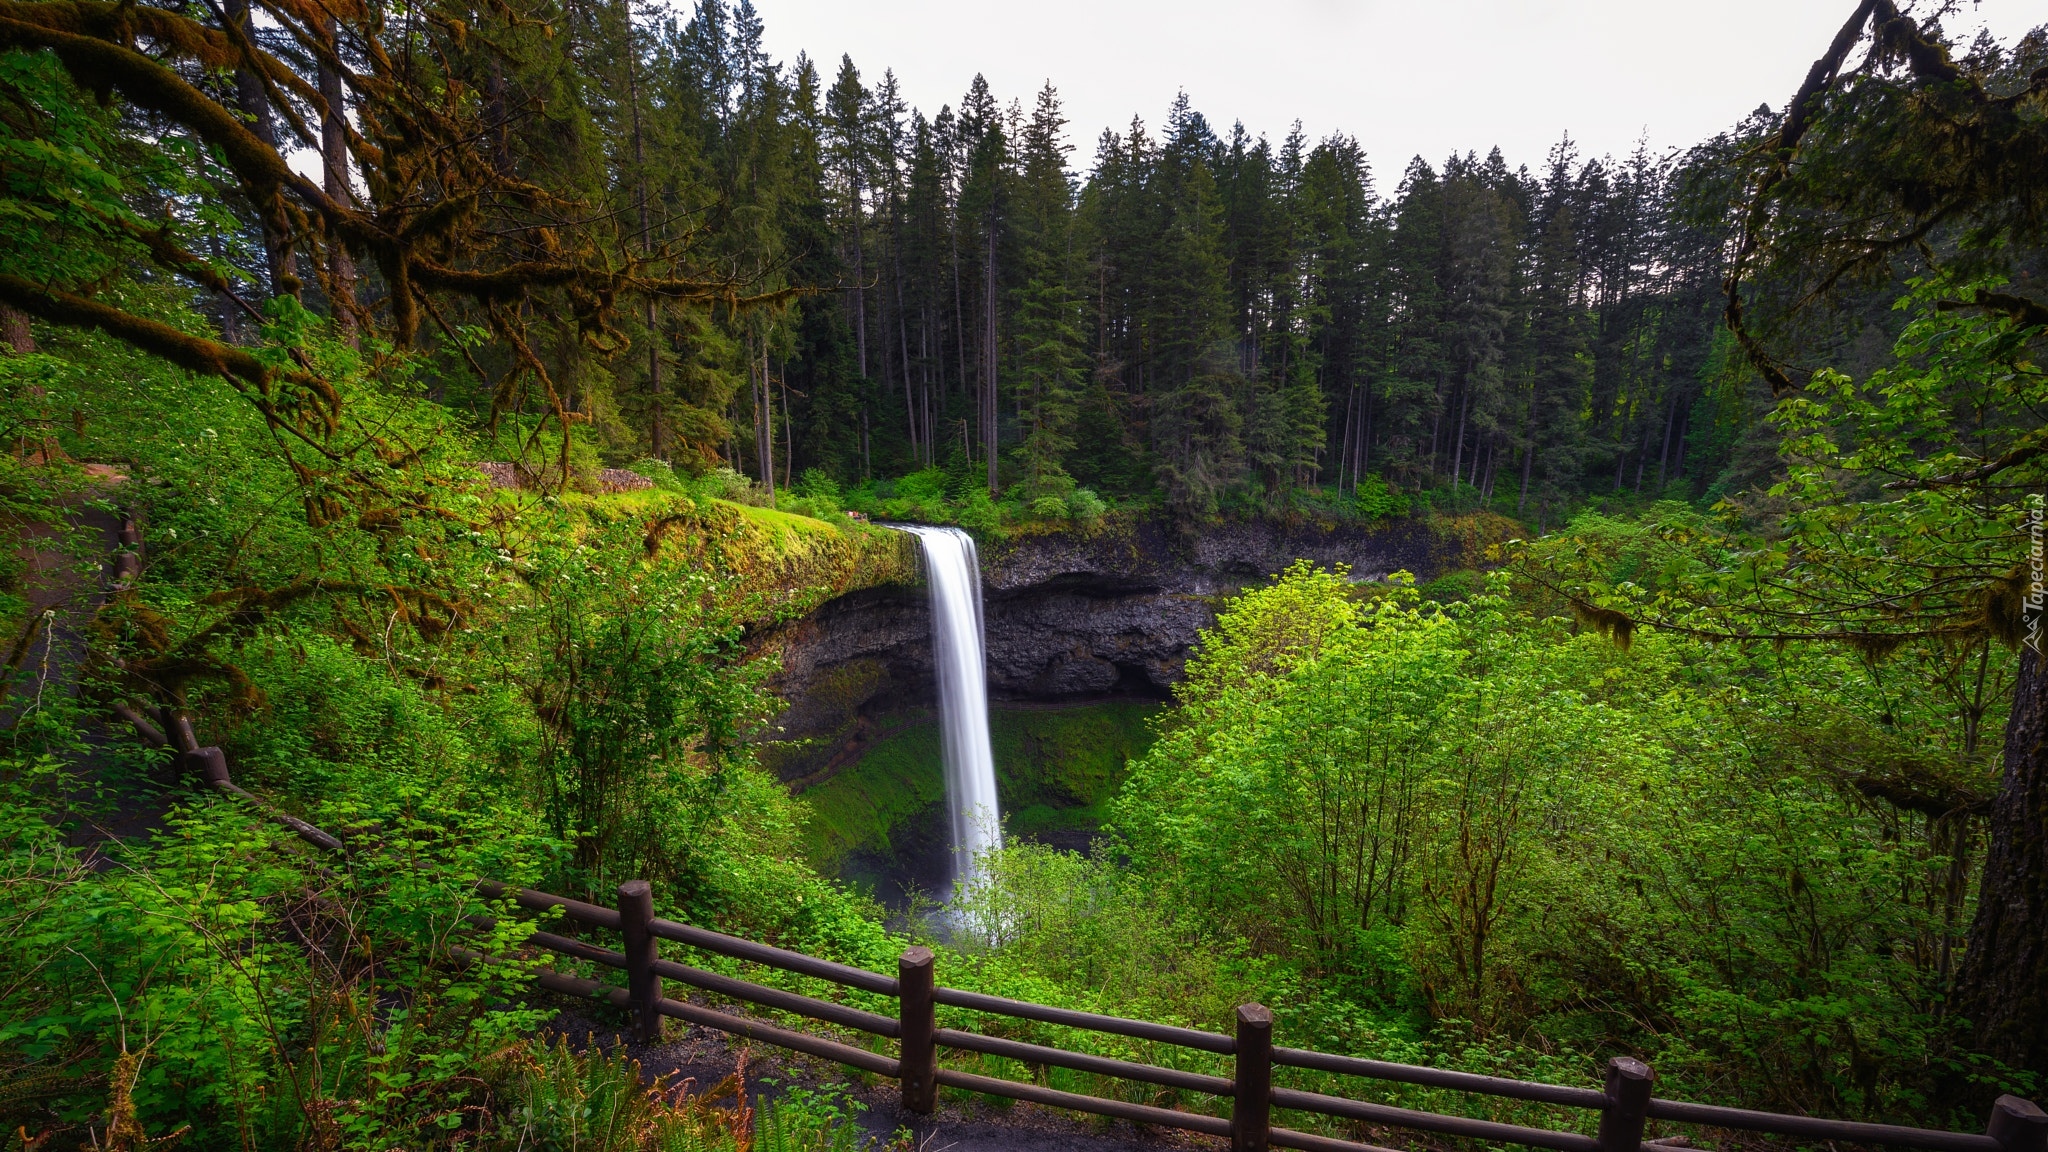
[543,490,918,623]
[798,699,1162,882]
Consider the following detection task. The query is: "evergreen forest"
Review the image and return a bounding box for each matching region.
[0,0,2044,1146]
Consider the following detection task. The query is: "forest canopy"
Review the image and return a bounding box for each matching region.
[15,0,2031,525]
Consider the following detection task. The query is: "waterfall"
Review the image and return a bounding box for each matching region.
[894,525,1002,895]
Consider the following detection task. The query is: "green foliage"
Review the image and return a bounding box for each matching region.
[0,253,906,1146]
[838,467,1121,536]
[0,50,235,301]
[492,1038,756,1152]
[950,561,2023,1121]
[751,1081,880,1152]
[0,756,557,1147]
[1515,280,2040,749]
[1066,487,1106,523]
[1767,276,2045,641]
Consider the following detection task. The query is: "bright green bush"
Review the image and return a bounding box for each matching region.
[953,560,2020,1122]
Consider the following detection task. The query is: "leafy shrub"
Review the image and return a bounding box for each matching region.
[629,458,692,493]
[895,468,949,503]
[1351,473,1410,519]
[1068,488,1107,523]
[796,469,842,501]
[0,756,558,1147]
[954,489,1003,534]
[694,467,773,507]
[752,1081,884,1152]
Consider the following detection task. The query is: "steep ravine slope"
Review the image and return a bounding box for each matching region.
[759,515,1459,784]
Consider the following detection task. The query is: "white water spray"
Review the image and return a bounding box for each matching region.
[894,525,1002,895]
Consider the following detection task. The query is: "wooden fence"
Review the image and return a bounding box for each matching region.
[452,879,2045,1152]
[98,520,2048,1152]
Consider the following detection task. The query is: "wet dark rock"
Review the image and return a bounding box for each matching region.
[760,515,1451,784]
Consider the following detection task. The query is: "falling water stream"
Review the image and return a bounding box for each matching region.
[893,525,1003,897]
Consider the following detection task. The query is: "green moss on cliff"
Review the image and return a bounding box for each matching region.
[799,700,1161,875]
[992,701,1160,836]
[564,493,918,625]
[801,713,945,875]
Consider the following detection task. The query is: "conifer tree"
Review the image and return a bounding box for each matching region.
[1148,104,1241,522]
[1518,141,1594,523]
[1008,84,1084,499]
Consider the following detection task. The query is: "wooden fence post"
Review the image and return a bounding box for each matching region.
[1990,1096,2048,1152]
[1233,1003,1272,1152]
[616,880,661,1044]
[114,515,141,586]
[169,712,200,755]
[899,946,937,1113]
[179,746,229,787]
[1597,1057,1653,1152]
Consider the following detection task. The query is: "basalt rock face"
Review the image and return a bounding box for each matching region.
[760,516,1449,783]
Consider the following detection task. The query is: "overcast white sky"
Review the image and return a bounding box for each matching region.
[748,0,2042,179]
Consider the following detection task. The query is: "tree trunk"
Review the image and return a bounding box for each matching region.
[226,0,291,298]
[1517,437,1535,516]
[1336,385,1357,492]
[1450,383,1470,487]
[851,182,868,380]
[895,219,918,464]
[753,336,775,498]
[1670,405,1689,485]
[952,214,967,411]
[1357,381,1373,485]
[622,5,662,457]
[1656,392,1678,492]
[0,306,32,354]
[1958,645,2048,1079]
[318,16,356,344]
[984,221,998,496]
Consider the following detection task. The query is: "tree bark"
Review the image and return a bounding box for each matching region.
[1518,438,1535,516]
[226,0,291,298]
[851,178,868,380]
[984,220,998,496]
[1958,645,2048,1079]
[894,208,917,463]
[1450,381,1470,487]
[318,16,356,344]
[622,6,662,458]
[0,306,33,354]
[1357,381,1372,485]
[1336,384,1356,492]
[752,335,775,497]
[762,340,776,497]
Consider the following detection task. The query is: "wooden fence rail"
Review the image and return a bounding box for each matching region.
[97,524,2048,1152]
[456,877,2044,1152]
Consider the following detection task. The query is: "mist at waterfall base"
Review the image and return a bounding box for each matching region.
[892,525,1003,905]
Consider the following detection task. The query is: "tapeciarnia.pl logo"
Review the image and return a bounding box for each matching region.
[2028,493,2045,655]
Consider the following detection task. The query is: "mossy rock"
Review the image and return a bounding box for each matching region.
[797,700,1161,876]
